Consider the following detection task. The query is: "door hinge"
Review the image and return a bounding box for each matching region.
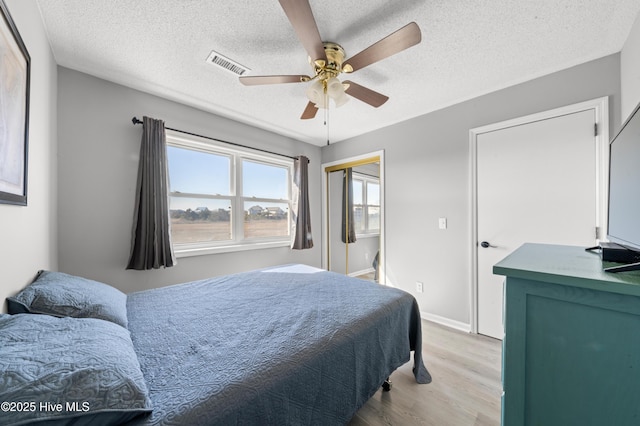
[594,123,598,137]
[595,226,600,239]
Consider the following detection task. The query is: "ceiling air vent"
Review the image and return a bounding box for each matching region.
[205,50,250,76]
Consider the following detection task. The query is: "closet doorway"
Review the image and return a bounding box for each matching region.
[322,151,385,284]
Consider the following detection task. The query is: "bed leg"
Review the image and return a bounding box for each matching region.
[382,378,392,392]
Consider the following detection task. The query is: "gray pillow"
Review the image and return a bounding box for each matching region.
[0,313,152,426]
[7,270,128,328]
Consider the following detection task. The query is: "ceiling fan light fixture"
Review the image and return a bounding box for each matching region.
[315,95,329,109]
[306,80,325,105]
[326,77,343,97]
[306,76,349,109]
[333,92,350,107]
[326,77,349,107]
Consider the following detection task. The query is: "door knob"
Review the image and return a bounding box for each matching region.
[480,241,492,248]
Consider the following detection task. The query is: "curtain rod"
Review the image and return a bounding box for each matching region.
[132,117,304,162]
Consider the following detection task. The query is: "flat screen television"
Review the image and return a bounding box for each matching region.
[606,100,640,272]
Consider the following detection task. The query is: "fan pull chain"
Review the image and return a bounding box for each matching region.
[326,110,330,145]
[324,90,330,145]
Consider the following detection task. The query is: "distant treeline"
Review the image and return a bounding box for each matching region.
[170,207,287,222]
[170,208,230,222]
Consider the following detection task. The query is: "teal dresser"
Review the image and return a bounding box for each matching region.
[493,243,640,426]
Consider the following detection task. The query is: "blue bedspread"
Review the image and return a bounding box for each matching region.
[126,265,431,425]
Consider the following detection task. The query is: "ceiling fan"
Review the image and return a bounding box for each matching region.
[239,0,422,120]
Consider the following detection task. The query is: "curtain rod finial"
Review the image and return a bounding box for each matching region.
[132,117,143,125]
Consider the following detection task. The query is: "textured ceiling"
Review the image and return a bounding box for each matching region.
[36,0,640,146]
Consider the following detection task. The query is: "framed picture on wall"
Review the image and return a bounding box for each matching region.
[0,0,30,206]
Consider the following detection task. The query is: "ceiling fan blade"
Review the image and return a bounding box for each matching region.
[239,75,310,86]
[343,22,421,73]
[300,101,318,120]
[278,0,327,63]
[343,81,389,108]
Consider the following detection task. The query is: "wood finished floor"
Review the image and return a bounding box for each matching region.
[349,321,502,426]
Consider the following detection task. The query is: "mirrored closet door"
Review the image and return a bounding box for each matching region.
[325,156,382,283]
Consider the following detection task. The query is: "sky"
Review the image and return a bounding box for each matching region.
[166,146,289,212]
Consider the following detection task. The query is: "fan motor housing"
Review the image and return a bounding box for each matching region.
[311,42,346,79]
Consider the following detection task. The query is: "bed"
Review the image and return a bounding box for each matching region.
[1,264,431,426]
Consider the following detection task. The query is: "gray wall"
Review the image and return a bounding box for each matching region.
[322,54,622,327]
[57,68,321,293]
[622,11,640,121]
[0,0,58,312]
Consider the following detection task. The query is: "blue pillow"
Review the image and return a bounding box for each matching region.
[7,270,128,328]
[0,313,152,426]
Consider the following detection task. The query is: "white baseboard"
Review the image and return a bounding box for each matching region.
[421,311,471,333]
[348,267,374,278]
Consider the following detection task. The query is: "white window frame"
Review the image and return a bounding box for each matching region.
[353,172,380,238]
[166,130,293,258]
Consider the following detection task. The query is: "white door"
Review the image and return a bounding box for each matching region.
[476,108,599,339]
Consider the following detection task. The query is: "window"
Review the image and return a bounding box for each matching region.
[242,160,289,239]
[166,132,292,256]
[353,174,380,235]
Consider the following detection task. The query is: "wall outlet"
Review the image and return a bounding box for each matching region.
[416,281,424,293]
[438,217,447,229]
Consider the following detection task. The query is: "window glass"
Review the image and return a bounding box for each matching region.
[367,182,380,206]
[166,139,292,253]
[366,182,380,231]
[169,197,232,243]
[243,201,289,238]
[367,206,380,231]
[352,179,363,205]
[351,175,380,235]
[352,179,364,232]
[243,160,288,199]
[167,146,230,195]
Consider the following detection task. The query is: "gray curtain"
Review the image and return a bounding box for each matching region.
[126,116,176,270]
[341,168,356,244]
[291,155,313,250]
